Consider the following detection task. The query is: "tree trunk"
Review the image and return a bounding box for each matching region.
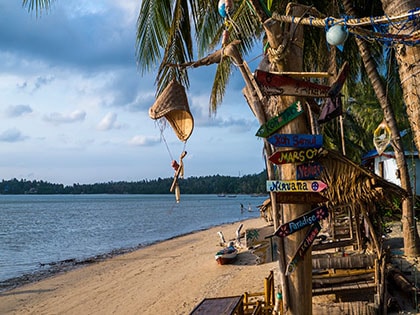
[261,3,313,314]
[381,0,420,153]
[343,0,420,256]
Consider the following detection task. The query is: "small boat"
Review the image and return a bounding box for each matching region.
[215,242,238,265]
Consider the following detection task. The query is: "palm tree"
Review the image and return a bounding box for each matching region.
[342,0,420,257]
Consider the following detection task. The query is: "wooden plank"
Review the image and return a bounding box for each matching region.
[285,222,321,275]
[267,133,323,148]
[312,254,376,270]
[312,239,355,251]
[268,148,322,165]
[255,101,304,138]
[269,71,331,78]
[267,180,327,193]
[296,162,323,180]
[254,61,349,98]
[312,281,376,296]
[270,206,328,238]
[275,192,328,203]
[255,70,331,98]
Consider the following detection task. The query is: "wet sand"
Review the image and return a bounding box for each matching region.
[0,217,276,315]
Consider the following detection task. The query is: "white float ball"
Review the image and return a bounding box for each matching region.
[326,24,349,46]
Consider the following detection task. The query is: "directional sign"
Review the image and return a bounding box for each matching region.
[285,222,321,276]
[254,61,349,99]
[268,148,321,165]
[267,180,328,193]
[255,70,331,98]
[271,206,328,238]
[255,101,304,138]
[296,162,323,180]
[267,134,323,148]
[275,192,328,204]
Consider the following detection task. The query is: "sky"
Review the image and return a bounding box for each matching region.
[0,1,266,185]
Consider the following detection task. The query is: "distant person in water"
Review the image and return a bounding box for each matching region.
[240,203,244,214]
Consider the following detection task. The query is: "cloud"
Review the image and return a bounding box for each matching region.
[43,109,86,124]
[5,104,33,117]
[0,128,27,142]
[128,135,160,146]
[97,112,121,131]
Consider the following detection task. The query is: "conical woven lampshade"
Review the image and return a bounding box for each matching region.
[149,80,194,141]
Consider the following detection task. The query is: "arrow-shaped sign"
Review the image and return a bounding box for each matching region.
[268,148,321,165]
[285,221,322,276]
[271,206,328,238]
[254,61,349,99]
[255,101,303,138]
[275,192,329,204]
[267,134,323,148]
[266,180,328,193]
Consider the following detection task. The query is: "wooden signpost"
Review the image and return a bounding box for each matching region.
[255,101,304,138]
[275,192,328,204]
[285,221,322,276]
[254,61,349,98]
[296,162,323,180]
[267,133,323,148]
[267,180,328,193]
[271,206,328,238]
[268,148,321,165]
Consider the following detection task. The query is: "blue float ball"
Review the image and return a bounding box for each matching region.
[218,0,227,18]
[326,24,349,46]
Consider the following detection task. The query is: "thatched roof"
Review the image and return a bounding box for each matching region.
[318,149,407,209]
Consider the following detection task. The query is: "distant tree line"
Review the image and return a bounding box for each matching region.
[0,171,267,195]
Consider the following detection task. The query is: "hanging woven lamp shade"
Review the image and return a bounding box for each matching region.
[149,80,194,141]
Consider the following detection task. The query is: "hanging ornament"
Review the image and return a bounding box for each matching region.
[326,24,349,51]
[373,121,391,155]
[149,80,194,142]
[170,151,187,203]
[218,0,234,18]
[218,0,227,18]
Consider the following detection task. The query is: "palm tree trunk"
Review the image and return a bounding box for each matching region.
[343,0,420,256]
[381,0,420,153]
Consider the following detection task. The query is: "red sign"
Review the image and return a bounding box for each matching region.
[268,148,321,165]
[275,192,328,204]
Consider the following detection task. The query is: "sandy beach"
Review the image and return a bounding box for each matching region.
[0,217,276,315]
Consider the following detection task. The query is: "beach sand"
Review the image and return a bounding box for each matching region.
[0,217,277,315]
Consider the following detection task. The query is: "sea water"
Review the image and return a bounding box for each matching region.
[0,194,266,285]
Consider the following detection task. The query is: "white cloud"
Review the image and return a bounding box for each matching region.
[97,112,120,131]
[43,109,86,124]
[128,135,160,146]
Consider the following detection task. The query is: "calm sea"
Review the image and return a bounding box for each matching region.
[0,194,266,286]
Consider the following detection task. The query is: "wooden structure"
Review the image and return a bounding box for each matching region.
[190,295,244,315]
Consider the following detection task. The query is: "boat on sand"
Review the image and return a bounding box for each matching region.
[215,242,238,265]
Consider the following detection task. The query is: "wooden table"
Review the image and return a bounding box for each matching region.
[190,295,244,315]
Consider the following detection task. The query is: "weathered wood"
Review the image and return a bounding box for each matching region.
[313,301,378,315]
[313,270,375,286]
[312,281,376,296]
[296,162,323,180]
[312,254,376,270]
[312,239,355,251]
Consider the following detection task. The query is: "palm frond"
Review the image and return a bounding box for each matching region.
[156,0,194,93]
[22,0,52,15]
[136,0,171,75]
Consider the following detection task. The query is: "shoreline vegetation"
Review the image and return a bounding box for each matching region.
[0,172,267,195]
[0,217,274,315]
